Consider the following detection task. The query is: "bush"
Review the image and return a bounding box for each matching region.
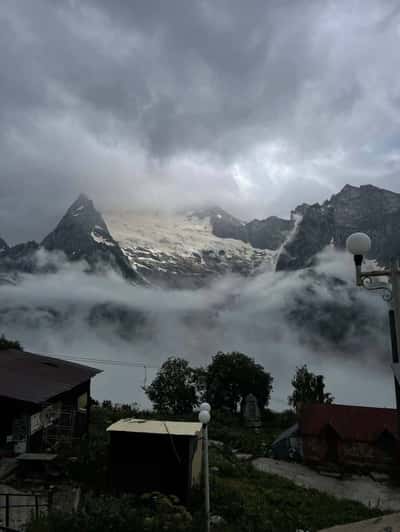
[27,492,193,532]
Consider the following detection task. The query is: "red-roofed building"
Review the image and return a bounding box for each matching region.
[299,404,400,472]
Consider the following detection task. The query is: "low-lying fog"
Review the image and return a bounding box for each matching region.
[0,247,394,411]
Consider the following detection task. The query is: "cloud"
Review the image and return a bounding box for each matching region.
[1,0,400,243]
[0,247,394,410]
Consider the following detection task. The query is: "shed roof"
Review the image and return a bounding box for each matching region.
[0,349,101,404]
[107,418,202,436]
[300,403,398,442]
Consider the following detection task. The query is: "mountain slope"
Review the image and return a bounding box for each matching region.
[103,210,276,287]
[0,237,8,254]
[41,194,140,281]
[276,184,400,270]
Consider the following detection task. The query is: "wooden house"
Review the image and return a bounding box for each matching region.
[0,348,101,455]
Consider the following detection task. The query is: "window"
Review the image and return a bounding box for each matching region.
[78,392,88,413]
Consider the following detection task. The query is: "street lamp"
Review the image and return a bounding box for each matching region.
[346,232,400,422]
[199,403,211,532]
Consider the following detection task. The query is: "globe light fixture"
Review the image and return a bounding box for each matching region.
[198,410,211,425]
[346,232,372,256]
[199,402,211,412]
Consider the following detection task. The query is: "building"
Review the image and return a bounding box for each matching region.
[0,348,101,455]
[299,403,400,472]
[107,418,203,503]
[270,423,303,461]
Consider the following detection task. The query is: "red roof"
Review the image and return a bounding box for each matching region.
[300,404,399,442]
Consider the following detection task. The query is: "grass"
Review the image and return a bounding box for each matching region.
[205,449,384,531]
[30,403,387,532]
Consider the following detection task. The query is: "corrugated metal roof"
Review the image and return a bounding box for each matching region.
[300,403,398,442]
[0,349,101,404]
[107,418,202,436]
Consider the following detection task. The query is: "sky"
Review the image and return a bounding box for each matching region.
[2,0,400,243]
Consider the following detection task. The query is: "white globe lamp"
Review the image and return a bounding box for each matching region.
[198,410,211,425]
[200,402,211,412]
[346,232,371,256]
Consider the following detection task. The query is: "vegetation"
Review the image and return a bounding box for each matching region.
[205,351,273,412]
[29,401,383,532]
[206,449,382,532]
[26,492,193,532]
[0,333,23,350]
[144,357,199,415]
[288,364,334,410]
[144,351,273,416]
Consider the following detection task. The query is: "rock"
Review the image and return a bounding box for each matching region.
[370,472,390,482]
[209,440,224,449]
[210,514,226,527]
[276,184,400,271]
[234,453,253,461]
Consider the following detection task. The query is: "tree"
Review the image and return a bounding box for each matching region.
[0,334,23,350]
[205,351,273,413]
[144,357,198,415]
[288,364,334,411]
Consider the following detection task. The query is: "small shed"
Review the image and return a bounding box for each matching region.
[107,418,203,503]
[270,423,302,460]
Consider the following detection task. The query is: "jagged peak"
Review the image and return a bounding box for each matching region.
[336,183,397,197]
[0,236,9,251]
[66,193,96,217]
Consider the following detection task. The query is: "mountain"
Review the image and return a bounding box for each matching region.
[2,183,400,286]
[276,184,400,270]
[0,237,8,253]
[103,209,276,287]
[41,194,139,281]
[192,206,295,250]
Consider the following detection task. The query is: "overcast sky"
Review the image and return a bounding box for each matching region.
[2,0,400,244]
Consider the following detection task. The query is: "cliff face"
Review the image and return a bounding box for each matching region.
[276,184,400,270]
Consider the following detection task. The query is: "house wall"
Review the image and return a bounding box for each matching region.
[302,435,399,472]
[0,380,92,454]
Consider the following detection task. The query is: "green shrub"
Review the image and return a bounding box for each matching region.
[27,492,193,532]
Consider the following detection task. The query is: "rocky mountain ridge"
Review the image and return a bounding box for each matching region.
[276,184,400,270]
[1,183,399,286]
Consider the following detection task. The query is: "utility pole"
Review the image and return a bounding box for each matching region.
[347,234,400,434]
[199,403,211,532]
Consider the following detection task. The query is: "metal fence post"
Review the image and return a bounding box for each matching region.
[5,494,9,528]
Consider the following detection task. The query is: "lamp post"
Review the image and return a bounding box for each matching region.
[199,403,211,532]
[346,233,400,421]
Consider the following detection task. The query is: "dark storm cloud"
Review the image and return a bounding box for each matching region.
[1,0,400,242]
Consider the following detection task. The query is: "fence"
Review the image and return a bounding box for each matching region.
[0,491,53,530]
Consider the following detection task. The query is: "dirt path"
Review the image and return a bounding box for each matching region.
[252,458,400,512]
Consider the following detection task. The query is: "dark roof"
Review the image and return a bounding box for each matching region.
[0,349,101,404]
[300,403,398,442]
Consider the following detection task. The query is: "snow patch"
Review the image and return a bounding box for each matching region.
[72,205,84,216]
[91,231,115,247]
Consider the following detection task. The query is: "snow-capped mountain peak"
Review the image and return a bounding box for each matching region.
[103,210,276,287]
